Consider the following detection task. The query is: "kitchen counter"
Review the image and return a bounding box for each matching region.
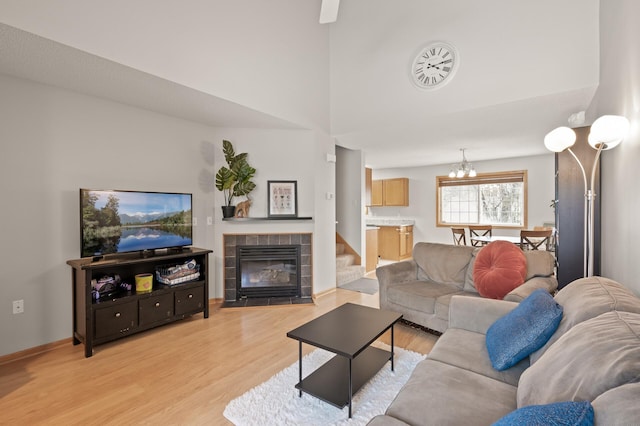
[366,217,415,226]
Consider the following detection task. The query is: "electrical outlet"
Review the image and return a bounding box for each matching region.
[192,217,197,226]
[207,216,213,225]
[13,299,24,314]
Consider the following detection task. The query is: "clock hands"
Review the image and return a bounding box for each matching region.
[424,60,449,71]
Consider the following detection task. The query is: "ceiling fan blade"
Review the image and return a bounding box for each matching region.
[319,0,340,24]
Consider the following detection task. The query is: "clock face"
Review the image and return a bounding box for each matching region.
[411,42,458,89]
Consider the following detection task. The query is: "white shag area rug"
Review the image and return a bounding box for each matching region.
[223,343,425,425]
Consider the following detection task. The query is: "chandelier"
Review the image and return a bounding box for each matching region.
[448,148,476,178]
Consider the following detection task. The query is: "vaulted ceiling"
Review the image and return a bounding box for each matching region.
[0,0,600,169]
[330,0,600,168]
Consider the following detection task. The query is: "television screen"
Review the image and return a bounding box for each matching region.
[80,189,193,258]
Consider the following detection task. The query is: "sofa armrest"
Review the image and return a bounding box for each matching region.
[448,295,518,334]
[376,260,418,307]
[503,276,558,302]
[376,259,418,288]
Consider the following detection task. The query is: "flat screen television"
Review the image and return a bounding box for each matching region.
[80,189,193,258]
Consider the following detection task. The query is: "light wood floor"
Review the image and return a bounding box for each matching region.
[0,289,438,425]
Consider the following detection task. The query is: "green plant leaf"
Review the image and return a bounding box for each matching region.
[234,181,256,197]
[215,166,236,205]
[222,140,236,165]
[215,167,234,190]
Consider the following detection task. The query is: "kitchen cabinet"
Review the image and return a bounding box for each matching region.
[383,178,409,206]
[371,179,383,206]
[366,227,379,272]
[378,225,413,261]
[370,178,409,207]
[365,167,373,206]
[399,225,413,258]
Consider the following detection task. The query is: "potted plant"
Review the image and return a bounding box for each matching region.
[215,140,256,218]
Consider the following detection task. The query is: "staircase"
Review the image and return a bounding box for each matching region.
[336,243,365,286]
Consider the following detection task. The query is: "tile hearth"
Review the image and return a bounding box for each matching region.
[222,296,314,308]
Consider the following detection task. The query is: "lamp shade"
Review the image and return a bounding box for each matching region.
[588,115,630,150]
[544,127,576,152]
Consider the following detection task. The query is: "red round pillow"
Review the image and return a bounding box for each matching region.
[473,240,527,299]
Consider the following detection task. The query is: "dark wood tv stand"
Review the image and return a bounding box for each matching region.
[67,247,212,357]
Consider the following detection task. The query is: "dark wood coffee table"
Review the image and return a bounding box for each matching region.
[286,303,403,418]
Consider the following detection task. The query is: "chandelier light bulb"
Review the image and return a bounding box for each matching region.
[449,148,476,178]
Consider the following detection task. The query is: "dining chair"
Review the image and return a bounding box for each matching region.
[520,229,553,251]
[451,227,467,246]
[468,225,492,247]
[534,226,557,252]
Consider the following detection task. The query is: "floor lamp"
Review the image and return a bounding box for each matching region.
[544,115,629,277]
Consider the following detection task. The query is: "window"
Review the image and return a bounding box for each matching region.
[437,170,527,228]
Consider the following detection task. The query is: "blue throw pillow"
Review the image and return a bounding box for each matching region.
[486,288,563,371]
[492,401,594,426]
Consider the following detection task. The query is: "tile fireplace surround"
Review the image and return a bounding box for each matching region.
[223,233,313,302]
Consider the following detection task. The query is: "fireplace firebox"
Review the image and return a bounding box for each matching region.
[236,245,301,298]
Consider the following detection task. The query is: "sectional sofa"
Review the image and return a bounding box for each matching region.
[369,276,640,425]
[376,242,558,333]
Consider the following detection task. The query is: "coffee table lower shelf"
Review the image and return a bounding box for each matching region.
[295,346,391,409]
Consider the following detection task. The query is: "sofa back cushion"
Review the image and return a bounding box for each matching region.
[463,248,482,292]
[592,382,640,425]
[530,276,640,364]
[517,311,640,407]
[414,242,475,290]
[522,250,556,280]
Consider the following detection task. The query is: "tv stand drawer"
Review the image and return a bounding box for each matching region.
[139,293,174,326]
[175,285,204,316]
[94,301,138,339]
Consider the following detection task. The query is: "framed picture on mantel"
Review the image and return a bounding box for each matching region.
[268,180,298,217]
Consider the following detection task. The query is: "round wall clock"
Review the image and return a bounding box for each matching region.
[410,42,459,90]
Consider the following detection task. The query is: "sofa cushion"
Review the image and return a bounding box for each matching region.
[414,242,475,290]
[530,276,640,364]
[518,311,640,407]
[492,401,594,426]
[473,241,527,299]
[522,250,556,280]
[592,382,640,425]
[434,290,480,323]
[429,328,527,387]
[386,280,460,315]
[463,248,482,292]
[486,289,563,370]
[384,359,517,426]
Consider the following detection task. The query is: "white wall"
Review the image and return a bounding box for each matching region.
[587,0,640,295]
[370,154,555,245]
[0,74,210,356]
[0,74,336,357]
[0,0,330,132]
[336,146,364,256]
[209,128,336,296]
